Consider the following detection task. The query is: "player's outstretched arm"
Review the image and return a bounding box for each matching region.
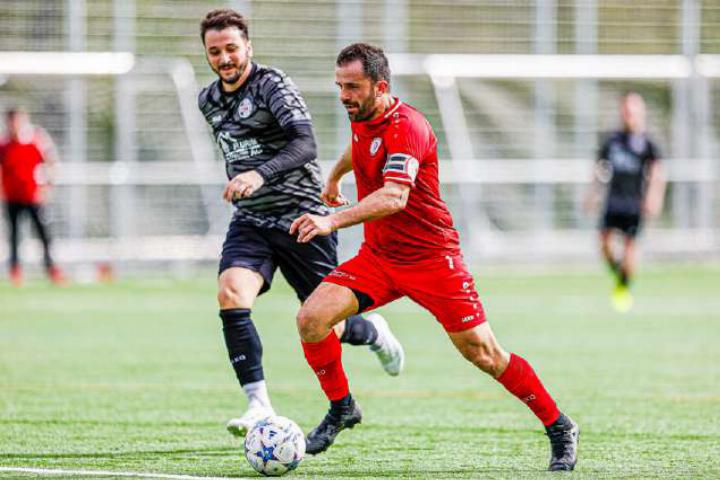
[37,127,59,203]
[321,144,353,207]
[583,160,606,214]
[291,181,410,243]
[643,161,666,217]
[332,180,410,226]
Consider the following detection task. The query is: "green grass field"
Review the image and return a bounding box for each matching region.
[1,265,719,479]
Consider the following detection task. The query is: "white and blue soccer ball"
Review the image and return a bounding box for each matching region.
[244,415,306,477]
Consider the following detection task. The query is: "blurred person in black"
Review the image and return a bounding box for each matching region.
[585,92,666,312]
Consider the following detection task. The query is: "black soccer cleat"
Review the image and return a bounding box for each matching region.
[546,413,580,471]
[305,399,362,455]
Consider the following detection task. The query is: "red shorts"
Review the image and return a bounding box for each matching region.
[324,245,486,332]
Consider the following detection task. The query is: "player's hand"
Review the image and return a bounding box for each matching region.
[223,170,265,202]
[582,193,598,214]
[642,196,662,218]
[321,181,349,207]
[289,213,335,243]
[36,184,52,204]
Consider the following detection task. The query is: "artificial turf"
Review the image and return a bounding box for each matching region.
[1,264,718,479]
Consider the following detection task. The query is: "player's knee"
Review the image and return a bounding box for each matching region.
[296,305,328,342]
[459,340,505,376]
[217,282,249,309]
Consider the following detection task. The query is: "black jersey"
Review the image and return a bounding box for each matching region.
[198,63,329,230]
[598,131,660,215]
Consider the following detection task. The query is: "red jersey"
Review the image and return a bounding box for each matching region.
[0,128,50,204]
[350,98,460,263]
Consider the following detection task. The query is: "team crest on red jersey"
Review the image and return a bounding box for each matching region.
[370,137,382,156]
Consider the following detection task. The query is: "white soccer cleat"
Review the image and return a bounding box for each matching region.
[226,405,275,437]
[366,313,404,376]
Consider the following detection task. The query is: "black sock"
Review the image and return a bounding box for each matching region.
[219,309,264,385]
[339,315,379,346]
[619,270,630,287]
[606,259,620,277]
[330,393,352,416]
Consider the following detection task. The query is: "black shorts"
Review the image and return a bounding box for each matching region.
[602,211,642,238]
[219,217,338,302]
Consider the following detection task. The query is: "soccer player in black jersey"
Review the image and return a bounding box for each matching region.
[198,9,404,436]
[586,92,666,312]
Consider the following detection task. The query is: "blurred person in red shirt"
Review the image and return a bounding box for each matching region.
[0,107,64,286]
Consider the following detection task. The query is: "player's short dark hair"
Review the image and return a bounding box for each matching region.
[622,91,645,102]
[336,43,391,87]
[200,8,249,43]
[5,106,25,119]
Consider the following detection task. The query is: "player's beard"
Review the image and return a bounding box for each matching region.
[215,59,249,86]
[343,95,376,122]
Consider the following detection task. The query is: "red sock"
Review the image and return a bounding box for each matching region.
[496,353,560,426]
[301,332,349,401]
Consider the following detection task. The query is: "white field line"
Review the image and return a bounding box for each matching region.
[0,466,249,480]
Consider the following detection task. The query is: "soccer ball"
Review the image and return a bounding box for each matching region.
[244,415,306,476]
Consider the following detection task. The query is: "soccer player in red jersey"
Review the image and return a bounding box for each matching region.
[289,44,579,471]
[0,108,64,286]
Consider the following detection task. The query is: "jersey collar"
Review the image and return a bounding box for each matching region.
[369,96,401,126]
[352,97,401,133]
[219,62,257,96]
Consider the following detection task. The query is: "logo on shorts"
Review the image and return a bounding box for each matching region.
[238,97,254,118]
[461,314,476,323]
[329,270,356,281]
[370,137,382,156]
